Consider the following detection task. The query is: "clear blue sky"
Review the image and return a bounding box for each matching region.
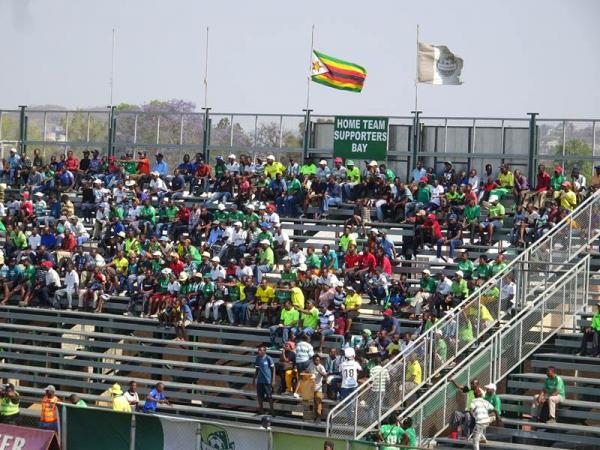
[1,0,599,118]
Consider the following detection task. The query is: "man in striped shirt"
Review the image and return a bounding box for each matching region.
[368,355,390,422]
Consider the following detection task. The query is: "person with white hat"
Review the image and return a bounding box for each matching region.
[264,155,285,180]
[339,347,362,421]
[484,383,501,423]
[209,255,226,281]
[315,160,331,181]
[255,239,274,283]
[225,154,240,174]
[478,195,505,246]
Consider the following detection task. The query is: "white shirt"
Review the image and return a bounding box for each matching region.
[64,269,80,292]
[45,268,61,287]
[436,277,453,296]
[236,266,253,279]
[28,234,41,250]
[309,362,327,391]
[225,162,240,173]
[229,229,247,246]
[289,250,306,266]
[500,282,517,306]
[124,390,139,406]
[267,212,280,225]
[471,398,494,425]
[430,185,445,206]
[295,341,315,364]
[150,178,168,192]
[469,176,480,193]
[340,360,362,388]
[274,231,290,252]
[210,265,226,281]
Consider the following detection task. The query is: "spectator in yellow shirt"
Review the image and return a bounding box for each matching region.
[110,250,129,276]
[559,181,577,211]
[405,353,422,393]
[343,286,362,333]
[264,155,285,180]
[110,383,131,413]
[497,164,514,189]
[256,279,275,326]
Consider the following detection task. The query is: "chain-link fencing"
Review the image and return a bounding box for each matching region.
[327,189,600,439]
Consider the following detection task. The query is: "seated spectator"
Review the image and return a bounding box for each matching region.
[530,366,565,423]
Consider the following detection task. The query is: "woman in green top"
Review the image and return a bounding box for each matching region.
[484,383,502,421]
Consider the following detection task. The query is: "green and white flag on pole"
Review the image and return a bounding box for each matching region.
[417,42,463,85]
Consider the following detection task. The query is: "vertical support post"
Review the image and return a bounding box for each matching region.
[107,106,116,156]
[202,107,211,162]
[527,113,538,183]
[411,110,422,170]
[18,105,27,154]
[302,108,312,160]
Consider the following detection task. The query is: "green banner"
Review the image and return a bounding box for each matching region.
[63,405,131,450]
[272,431,374,450]
[333,116,388,161]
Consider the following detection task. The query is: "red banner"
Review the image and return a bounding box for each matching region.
[0,424,59,450]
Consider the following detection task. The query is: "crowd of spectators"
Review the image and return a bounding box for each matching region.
[1,146,598,430]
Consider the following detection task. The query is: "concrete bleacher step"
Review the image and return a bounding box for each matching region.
[500,394,600,421]
[530,353,600,374]
[436,437,570,450]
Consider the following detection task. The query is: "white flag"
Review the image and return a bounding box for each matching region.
[417,42,463,85]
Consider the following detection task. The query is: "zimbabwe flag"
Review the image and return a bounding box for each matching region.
[310,50,367,92]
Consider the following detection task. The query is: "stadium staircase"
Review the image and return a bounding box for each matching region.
[436,288,600,450]
[326,189,600,440]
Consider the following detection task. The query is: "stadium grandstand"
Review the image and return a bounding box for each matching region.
[0,106,600,450]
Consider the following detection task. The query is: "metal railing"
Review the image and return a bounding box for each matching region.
[404,254,590,444]
[326,189,600,438]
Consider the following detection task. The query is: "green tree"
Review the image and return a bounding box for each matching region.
[59,111,107,143]
[553,139,592,181]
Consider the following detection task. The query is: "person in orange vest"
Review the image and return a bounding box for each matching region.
[39,385,61,432]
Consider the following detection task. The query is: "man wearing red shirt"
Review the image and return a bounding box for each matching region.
[357,246,376,274]
[344,245,361,271]
[168,253,185,277]
[534,164,551,208]
[64,150,79,172]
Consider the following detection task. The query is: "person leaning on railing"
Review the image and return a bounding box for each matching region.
[577,302,600,356]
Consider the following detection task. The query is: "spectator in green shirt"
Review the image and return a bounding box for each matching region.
[297,299,319,336]
[463,197,481,243]
[531,366,565,423]
[255,240,274,283]
[458,252,475,280]
[299,158,317,177]
[484,383,502,420]
[478,195,505,246]
[269,300,299,348]
[450,270,469,301]
[578,302,600,356]
[139,200,156,235]
[419,269,437,294]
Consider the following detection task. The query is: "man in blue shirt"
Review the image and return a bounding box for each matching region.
[142,382,169,413]
[323,176,343,217]
[253,345,275,415]
[152,153,169,177]
[411,160,427,183]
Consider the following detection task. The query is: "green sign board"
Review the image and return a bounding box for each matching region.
[333,115,389,161]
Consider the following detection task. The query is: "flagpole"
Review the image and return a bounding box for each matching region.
[414,24,419,112]
[110,28,116,107]
[305,24,315,111]
[203,26,209,110]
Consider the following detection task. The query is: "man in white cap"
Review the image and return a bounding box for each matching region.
[228,220,248,259]
[316,160,331,181]
[339,347,362,421]
[255,239,274,283]
[449,270,468,308]
[484,383,501,423]
[226,154,240,174]
[149,170,168,201]
[478,195,505,246]
[209,256,225,281]
[264,155,285,180]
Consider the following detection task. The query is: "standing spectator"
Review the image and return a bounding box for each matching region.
[0,383,20,425]
[450,378,483,438]
[39,385,60,431]
[110,383,131,413]
[253,345,275,416]
[339,348,362,420]
[471,389,495,450]
[124,381,140,411]
[142,382,169,414]
[578,302,600,356]
[308,354,328,422]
